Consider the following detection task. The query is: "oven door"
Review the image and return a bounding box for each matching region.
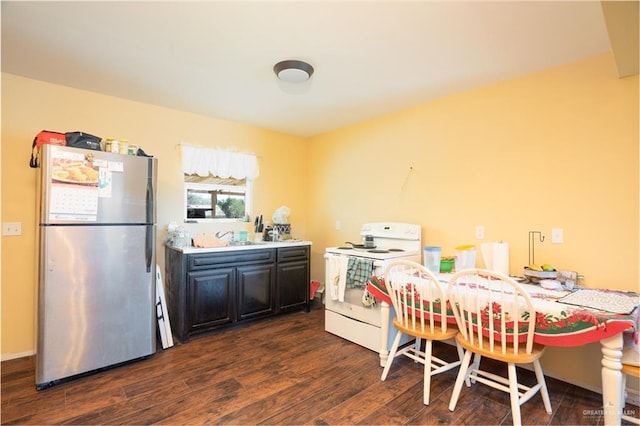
[324,253,413,353]
[324,253,384,326]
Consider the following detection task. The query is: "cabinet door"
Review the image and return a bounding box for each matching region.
[187,268,235,333]
[277,260,309,313]
[237,264,276,321]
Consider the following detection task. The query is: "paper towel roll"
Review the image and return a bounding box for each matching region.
[480,243,494,269]
[481,242,509,275]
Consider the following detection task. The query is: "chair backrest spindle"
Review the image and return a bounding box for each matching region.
[384,260,448,335]
[448,268,537,356]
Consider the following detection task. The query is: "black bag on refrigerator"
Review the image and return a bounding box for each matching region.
[65,131,102,151]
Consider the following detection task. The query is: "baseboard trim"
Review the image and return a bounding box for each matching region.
[1,350,35,362]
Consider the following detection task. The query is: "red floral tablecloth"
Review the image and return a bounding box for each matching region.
[366,275,639,347]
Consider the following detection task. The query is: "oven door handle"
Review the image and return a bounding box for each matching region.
[325,253,385,266]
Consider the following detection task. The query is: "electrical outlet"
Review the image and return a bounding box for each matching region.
[2,222,22,236]
[551,228,563,244]
[475,225,485,239]
[335,220,341,231]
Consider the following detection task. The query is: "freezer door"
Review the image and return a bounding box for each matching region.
[36,225,156,387]
[39,145,157,225]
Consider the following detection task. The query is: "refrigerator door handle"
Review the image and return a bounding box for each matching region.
[146,158,154,224]
[145,159,154,273]
[145,226,153,273]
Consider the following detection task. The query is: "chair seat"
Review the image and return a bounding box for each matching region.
[456,333,546,365]
[393,317,459,341]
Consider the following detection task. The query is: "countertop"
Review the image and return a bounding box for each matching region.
[169,240,312,254]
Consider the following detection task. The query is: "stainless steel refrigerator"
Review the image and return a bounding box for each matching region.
[36,144,157,389]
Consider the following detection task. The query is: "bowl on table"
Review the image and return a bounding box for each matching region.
[440,257,455,273]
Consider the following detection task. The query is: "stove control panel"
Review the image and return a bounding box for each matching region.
[360,222,420,240]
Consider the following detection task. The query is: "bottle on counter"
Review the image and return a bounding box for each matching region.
[104,137,122,153]
[119,139,129,155]
[128,143,138,156]
[102,137,114,152]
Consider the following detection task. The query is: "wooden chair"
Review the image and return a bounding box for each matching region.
[381,260,466,405]
[622,362,640,424]
[446,268,552,425]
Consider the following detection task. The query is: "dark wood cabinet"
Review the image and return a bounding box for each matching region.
[277,246,310,313]
[165,244,309,342]
[237,263,276,320]
[187,268,235,332]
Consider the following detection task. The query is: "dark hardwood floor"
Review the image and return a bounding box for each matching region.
[2,306,638,425]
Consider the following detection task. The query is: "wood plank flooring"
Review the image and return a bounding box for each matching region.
[2,306,638,425]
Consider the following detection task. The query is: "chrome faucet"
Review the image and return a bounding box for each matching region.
[215,231,234,240]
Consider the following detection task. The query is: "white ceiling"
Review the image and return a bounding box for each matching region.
[0,1,623,137]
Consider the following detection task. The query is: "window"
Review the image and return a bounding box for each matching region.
[184,175,252,222]
[181,145,258,223]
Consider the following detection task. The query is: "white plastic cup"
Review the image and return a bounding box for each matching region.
[454,245,476,271]
[423,246,442,276]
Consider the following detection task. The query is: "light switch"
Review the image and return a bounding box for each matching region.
[2,222,22,236]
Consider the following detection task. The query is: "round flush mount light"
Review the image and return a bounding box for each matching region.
[273,60,314,83]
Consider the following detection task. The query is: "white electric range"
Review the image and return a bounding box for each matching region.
[324,222,422,357]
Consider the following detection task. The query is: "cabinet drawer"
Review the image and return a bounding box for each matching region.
[188,249,276,271]
[277,246,309,262]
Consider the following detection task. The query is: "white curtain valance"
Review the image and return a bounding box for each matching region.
[181,144,259,180]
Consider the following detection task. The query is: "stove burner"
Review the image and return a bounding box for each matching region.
[388,248,405,252]
[336,246,353,250]
[368,249,390,253]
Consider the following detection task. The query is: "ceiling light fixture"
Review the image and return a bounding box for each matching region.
[273,60,314,83]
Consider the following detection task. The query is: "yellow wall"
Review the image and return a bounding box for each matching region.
[307,52,638,390]
[2,52,638,391]
[309,53,638,290]
[1,73,310,358]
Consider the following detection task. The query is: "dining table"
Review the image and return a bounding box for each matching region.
[366,273,639,426]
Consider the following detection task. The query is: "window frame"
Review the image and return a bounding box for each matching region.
[183,179,253,223]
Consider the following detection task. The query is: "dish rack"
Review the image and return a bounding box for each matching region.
[523,268,557,281]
